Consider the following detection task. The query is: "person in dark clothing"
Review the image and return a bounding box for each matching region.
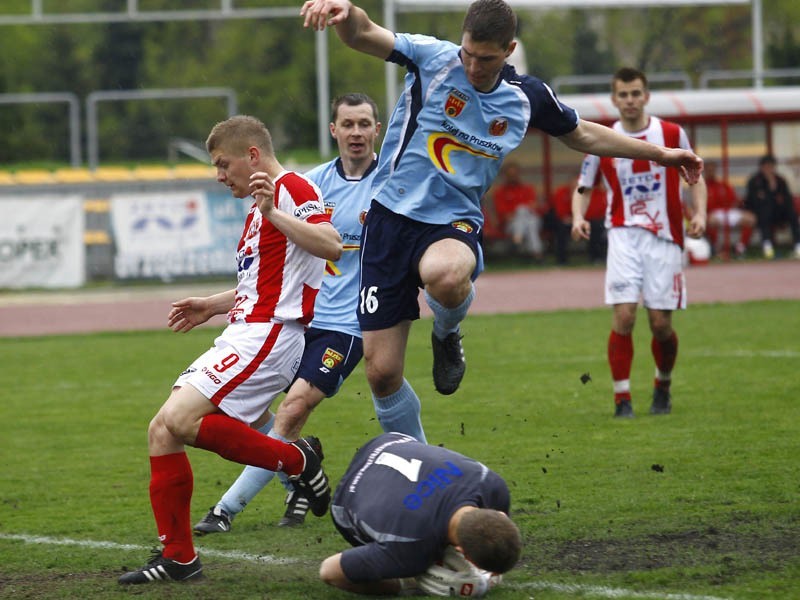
[745,154,800,259]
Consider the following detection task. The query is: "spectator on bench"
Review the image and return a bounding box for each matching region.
[705,161,755,259]
[745,154,800,260]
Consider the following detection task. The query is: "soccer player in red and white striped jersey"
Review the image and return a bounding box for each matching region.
[119,115,342,584]
[571,67,707,418]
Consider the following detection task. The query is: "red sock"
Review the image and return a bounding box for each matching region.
[651,331,678,388]
[194,413,303,474]
[608,330,633,403]
[707,226,718,249]
[740,224,753,248]
[149,452,195,563]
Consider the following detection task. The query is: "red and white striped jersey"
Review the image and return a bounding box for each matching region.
[228,170,331,325]
[578,116,691,248]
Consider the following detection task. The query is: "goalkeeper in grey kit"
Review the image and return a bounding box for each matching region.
[319,432,521,596]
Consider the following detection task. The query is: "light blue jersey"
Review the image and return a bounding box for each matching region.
[305,157,377,337]
[372,33,579,225]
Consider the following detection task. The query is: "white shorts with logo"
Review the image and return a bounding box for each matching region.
[605,227,686,310]
[174,320,304,424]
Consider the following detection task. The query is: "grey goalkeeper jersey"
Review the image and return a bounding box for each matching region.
[331,432,510,582]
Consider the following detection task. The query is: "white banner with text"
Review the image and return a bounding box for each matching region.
[0,195,85,289]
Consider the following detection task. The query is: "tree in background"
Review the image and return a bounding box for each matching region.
[0,1,798,165]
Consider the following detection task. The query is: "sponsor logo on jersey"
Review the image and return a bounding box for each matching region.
[321,347,344,370]
[622,172,662,198]
[201,366,222,385]
[294,201,324,220]
[444,88,469,118]
[325,260,341,276]
[427,133,497,174]
[488,118,508,136]
[342,232,361,243]
[403,461,465,510]
[440,121,504,153]
[236,245,255,273]
[451,221,474,233]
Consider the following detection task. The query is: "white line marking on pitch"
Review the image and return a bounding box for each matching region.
[0,532,296,565]
[1,532,733,600]
[519,580,732,600]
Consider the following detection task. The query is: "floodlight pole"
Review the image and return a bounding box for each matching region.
[752,0,763,88]
[316,29,332,159]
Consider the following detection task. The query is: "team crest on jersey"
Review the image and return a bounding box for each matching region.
[321,347,344,369]
[489,118,508,136]
[451,221,474,233]
[444,89,469,118]
[359,210,368,225]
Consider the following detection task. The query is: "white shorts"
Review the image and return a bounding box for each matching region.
[709,208,747,227]
[605,227,686,310]
[174,320,304,424]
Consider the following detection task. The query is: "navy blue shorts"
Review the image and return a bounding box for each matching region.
[293,327,363,397]
[357,201,484,332]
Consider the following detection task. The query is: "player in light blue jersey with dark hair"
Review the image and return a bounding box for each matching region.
[194,93,382,534]
[301,0,703,447]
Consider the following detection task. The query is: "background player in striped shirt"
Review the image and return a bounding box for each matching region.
[193,94,383,535]
[119,115,342,584]
[300,0,703,443]
[571,67,708,418]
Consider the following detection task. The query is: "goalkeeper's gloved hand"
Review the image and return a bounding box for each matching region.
[414,546,502,597]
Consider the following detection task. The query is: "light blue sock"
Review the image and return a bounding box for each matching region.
[217,414,289,516]
[426,283,475,340]
[372,378,427,443]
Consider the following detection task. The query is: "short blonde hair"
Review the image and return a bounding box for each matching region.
[206,115,274,158]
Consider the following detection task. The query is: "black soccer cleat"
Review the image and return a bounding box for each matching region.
[277,489,310,527]
[193,505,232,536]
[287,436,330,517]
[118,549,203,585]
[614,399,634,418]
[431,331,466,395]
[650,387,672,415]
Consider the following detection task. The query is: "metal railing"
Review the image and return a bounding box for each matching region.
[0,92,82,167]
[85,88,238,170]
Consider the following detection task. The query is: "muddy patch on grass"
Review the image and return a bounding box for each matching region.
[523,516,800,574]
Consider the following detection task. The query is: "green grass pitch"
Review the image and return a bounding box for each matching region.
[1,300,798,599]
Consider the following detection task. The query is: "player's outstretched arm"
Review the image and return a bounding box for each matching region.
[559,120,704,184]
[168,289,236,333]
[301,0,394,59]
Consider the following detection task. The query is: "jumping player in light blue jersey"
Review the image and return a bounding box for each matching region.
[194,94,382,535]
[301,0,703,439]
